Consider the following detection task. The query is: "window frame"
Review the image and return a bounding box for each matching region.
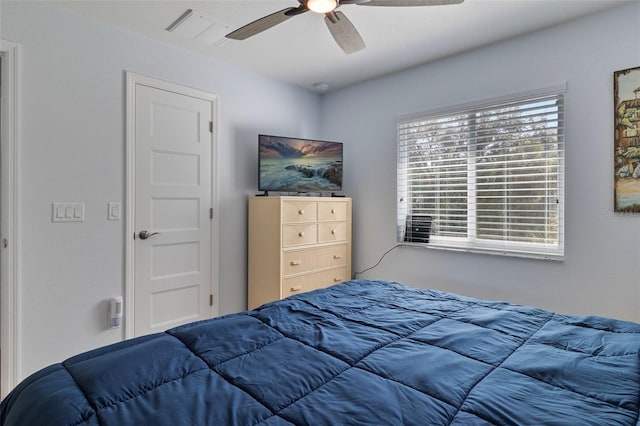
[397,84,566,260]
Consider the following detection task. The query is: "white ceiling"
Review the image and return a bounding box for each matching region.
[51,0,631,92]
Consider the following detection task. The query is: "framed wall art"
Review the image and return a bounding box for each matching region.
[614,66,640,213]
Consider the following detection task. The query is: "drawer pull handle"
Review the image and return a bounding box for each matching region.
[290,285,302,292]
[333,255,342,259]
[298,231,304,237]
[290,260,302,266]
[331,229,336,235]
[331,209,335,214]
[333,277,343,282]
[298,209,304,215]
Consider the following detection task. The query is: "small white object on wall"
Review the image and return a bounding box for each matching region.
[109,297,123,328]
[51,203,85,222]
[107,202,121,221]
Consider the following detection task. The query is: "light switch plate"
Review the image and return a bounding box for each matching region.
[108,202,121,221]
[52,203,85,222]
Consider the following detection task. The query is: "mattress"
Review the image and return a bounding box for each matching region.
[1,279,639,425]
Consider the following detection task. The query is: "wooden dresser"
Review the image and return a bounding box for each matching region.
[248,196,352,309]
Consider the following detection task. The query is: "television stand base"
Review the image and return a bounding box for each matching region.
[256,191,269,197]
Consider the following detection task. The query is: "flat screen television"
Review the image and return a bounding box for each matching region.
[258,134,343,193]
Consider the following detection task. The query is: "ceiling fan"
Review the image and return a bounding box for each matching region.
[226,0,464,54]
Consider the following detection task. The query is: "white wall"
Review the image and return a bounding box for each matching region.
[320,2,640,323]
[0,1,321,379]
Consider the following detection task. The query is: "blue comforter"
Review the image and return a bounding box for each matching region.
[2,279,639,425]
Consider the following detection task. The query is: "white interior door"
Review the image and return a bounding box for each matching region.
[131,78,216,337]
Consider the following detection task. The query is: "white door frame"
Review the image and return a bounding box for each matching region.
[125,72,219,339]
[0,39,21,398]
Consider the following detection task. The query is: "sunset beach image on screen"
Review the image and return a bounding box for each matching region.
[259,135,343,192]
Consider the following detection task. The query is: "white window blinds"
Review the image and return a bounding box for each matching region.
[397,86,565,259]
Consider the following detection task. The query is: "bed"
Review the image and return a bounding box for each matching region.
[1,279,639,425]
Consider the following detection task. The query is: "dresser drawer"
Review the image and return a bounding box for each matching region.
[283,224,317,247]
[318,201,348,222]
[282,267,349,298]
[282,201,317,223]
[321,244,347,269]
[283,244,348,276]
[318,222,347,243]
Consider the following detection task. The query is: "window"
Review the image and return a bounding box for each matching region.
[397,85,565,260]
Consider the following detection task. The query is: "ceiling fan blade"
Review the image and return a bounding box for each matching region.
[325,11,365,54]
[357,0,463,6]
[226,7,300,40]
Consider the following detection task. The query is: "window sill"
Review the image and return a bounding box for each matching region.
[398,240,564,261]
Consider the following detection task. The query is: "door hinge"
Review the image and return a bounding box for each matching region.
[209,121,213,133]
[209,294,213,306]
[210,208,214,219]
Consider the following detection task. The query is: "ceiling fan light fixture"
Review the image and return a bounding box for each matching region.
[307,0,338,14]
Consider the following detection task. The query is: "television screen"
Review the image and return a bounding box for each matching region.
[259,135,343,193]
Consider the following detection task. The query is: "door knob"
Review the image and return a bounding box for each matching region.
[138,230,160,240]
